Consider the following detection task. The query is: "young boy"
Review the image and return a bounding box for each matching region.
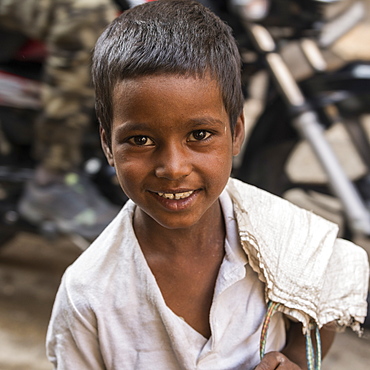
[46,1,369,369]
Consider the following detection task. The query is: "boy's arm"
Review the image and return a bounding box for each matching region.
[255,320,336,370]
[46,274,105,369]
[282,320,336,368]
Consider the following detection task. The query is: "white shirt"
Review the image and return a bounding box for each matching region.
[46,188,286,369]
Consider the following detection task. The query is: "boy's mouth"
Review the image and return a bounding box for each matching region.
[156,190,194,200]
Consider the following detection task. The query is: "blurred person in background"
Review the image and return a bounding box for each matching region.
[0,0,122,240]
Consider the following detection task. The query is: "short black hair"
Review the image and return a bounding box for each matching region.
[92,0,243,147]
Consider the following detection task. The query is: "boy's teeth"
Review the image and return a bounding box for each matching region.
[157,191,194,200]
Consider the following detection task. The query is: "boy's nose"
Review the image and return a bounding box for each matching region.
[154,143,192,180]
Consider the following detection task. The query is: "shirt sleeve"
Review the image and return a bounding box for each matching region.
[46,271,106,369]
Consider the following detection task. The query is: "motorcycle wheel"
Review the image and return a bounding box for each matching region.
[234,96,370,240]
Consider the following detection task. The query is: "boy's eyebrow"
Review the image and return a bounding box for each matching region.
[115,122,151,134]
[188,117,226,127]
[115,117,226,134]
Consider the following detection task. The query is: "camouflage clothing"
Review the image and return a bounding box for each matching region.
[0,0,118,170]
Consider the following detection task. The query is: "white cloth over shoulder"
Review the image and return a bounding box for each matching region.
[227,177,369,333]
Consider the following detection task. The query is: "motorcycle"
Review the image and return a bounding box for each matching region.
[216,0,370,241]
[2,0,370,247]
[0,27,128,250]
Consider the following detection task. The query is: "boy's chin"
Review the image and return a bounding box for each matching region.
[134,197,223,233]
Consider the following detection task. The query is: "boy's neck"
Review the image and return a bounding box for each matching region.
[133,201,226,338]
[133,201,226,258]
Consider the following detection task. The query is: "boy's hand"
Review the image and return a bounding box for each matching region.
[254,352,302,369]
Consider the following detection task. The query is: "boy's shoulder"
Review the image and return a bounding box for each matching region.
[226,177,338,234]
[62,200,140,292]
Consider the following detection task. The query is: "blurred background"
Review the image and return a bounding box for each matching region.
[1,0,370,369]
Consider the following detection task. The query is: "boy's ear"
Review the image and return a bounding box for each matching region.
[232,112,245,157]
[100,126,114,167]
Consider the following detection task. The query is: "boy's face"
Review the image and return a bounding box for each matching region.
[101,74,244,231]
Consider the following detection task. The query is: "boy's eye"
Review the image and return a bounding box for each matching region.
[128,135,154,146]
[188,130,211,142]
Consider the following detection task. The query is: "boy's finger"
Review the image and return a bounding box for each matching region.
[254,351,301,369]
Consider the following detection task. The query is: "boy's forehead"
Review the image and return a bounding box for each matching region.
[111,74,228,124]
[113,72,221,94]
[112,74,225,114]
